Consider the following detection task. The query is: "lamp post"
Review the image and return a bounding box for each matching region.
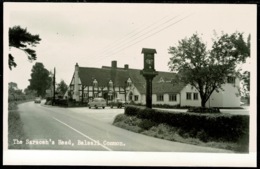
[140,48,158,108]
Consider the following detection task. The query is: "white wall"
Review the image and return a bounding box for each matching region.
[205,90,223,107]
[180,84,201,107]
[222,83,240,107]
[206,77,240,107]
[152,93,180,105]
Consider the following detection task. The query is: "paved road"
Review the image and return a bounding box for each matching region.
[13,101,233,153]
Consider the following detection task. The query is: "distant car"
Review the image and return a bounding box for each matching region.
[109,98,126,108]
[88,98,106,109]
[34,97,41,103]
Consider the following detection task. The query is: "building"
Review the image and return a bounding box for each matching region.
[67,61,241,107]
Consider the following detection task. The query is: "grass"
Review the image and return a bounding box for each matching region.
[113,114,249,153]
[8,101,29,149]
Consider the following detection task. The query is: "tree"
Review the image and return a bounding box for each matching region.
[28,62,52,97]
[241,71,250,104]
[168,32,250,107]
[9,26,41,70]
[56,80,68,96]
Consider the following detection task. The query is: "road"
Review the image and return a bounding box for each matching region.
[12,101,233,153]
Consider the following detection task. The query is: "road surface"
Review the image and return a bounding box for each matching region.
[11,101,233,153]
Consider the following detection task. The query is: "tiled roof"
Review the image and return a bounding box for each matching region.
[78,66,186,94]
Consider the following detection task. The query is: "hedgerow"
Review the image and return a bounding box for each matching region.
[124,105,249,143]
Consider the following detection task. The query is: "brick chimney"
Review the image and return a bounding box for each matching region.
[124,64,129,70]
[111,61,117,83]
[112,60,117,69]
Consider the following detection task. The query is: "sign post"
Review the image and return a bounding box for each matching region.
[140,48,158,108]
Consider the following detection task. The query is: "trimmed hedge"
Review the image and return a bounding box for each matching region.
[187,107,220,113]
[125,105,249,143]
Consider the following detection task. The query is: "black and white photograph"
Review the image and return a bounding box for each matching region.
[3,2,257,167]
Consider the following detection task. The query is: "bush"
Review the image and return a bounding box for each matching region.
[187,107,220,113]
[124,105,249,143]
[138,119,157,130]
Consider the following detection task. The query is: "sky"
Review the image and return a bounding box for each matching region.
[4,3,256,90]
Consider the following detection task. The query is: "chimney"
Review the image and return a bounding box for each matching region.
[111,61,117,83]
[112,60,117,69]
[75,63,79,71]
[124,64,129,70]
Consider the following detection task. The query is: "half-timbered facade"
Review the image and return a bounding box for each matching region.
[66,61,241,107]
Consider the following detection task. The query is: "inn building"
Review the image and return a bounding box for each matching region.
[66,61,241,107]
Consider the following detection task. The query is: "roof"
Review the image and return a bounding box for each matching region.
[77,65,186,94]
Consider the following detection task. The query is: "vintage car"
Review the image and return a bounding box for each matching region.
[88,98,107,109]
[109,98,126,108]
[34,97,41,103]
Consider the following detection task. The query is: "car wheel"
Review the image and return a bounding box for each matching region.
[95,105,98,109]
[103,107,105,109]
[89,107,91,109]
[111,106,113,108]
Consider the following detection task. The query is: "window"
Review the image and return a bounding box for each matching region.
[169,94,177,101]
[127,78,132,87]
[227,76,236,84]
[93,79,98,87]
[159,77,164,83]
[193,93,198,100]
[186,92,192,100]
[157,94,164,101]
[108,80,113,88]
[134,95,139,101]
[94,93,98,98]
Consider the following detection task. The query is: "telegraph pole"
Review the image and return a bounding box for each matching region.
[52,67,56,106]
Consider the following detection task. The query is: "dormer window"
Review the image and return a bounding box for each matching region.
[108,80,113,89]
[159,77,164,83]
[93,79,98,87]
[127,78,132,87]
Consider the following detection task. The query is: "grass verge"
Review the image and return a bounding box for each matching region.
[113,114,248,153]
[8,101,29,149]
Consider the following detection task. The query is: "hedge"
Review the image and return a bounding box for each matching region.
[125,105,249,143]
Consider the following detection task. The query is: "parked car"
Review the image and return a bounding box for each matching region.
[88,98,106,109]
[109,98,126,108]
[34,97,41,103]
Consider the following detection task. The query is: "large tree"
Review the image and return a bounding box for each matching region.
[28,62,52,97]
[9,26,41,70]
[56,80,68,96]
[241,71,250,104]
[168,32,250,107]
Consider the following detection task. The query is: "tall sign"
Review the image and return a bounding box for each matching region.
[140,48,158,108]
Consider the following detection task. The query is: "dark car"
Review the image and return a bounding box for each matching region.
[34,97,41,103]
[109,98,126,108]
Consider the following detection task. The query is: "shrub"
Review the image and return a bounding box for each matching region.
[124,105,249,143]
[187,107,220,113]
[138,119,158,130]
[113,114,126,124]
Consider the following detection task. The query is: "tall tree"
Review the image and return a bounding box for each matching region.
[168,32,250,107]
[9,25,41,70]
[28,62,52,97]
[241,71,250,104]
[56,80,68,96]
